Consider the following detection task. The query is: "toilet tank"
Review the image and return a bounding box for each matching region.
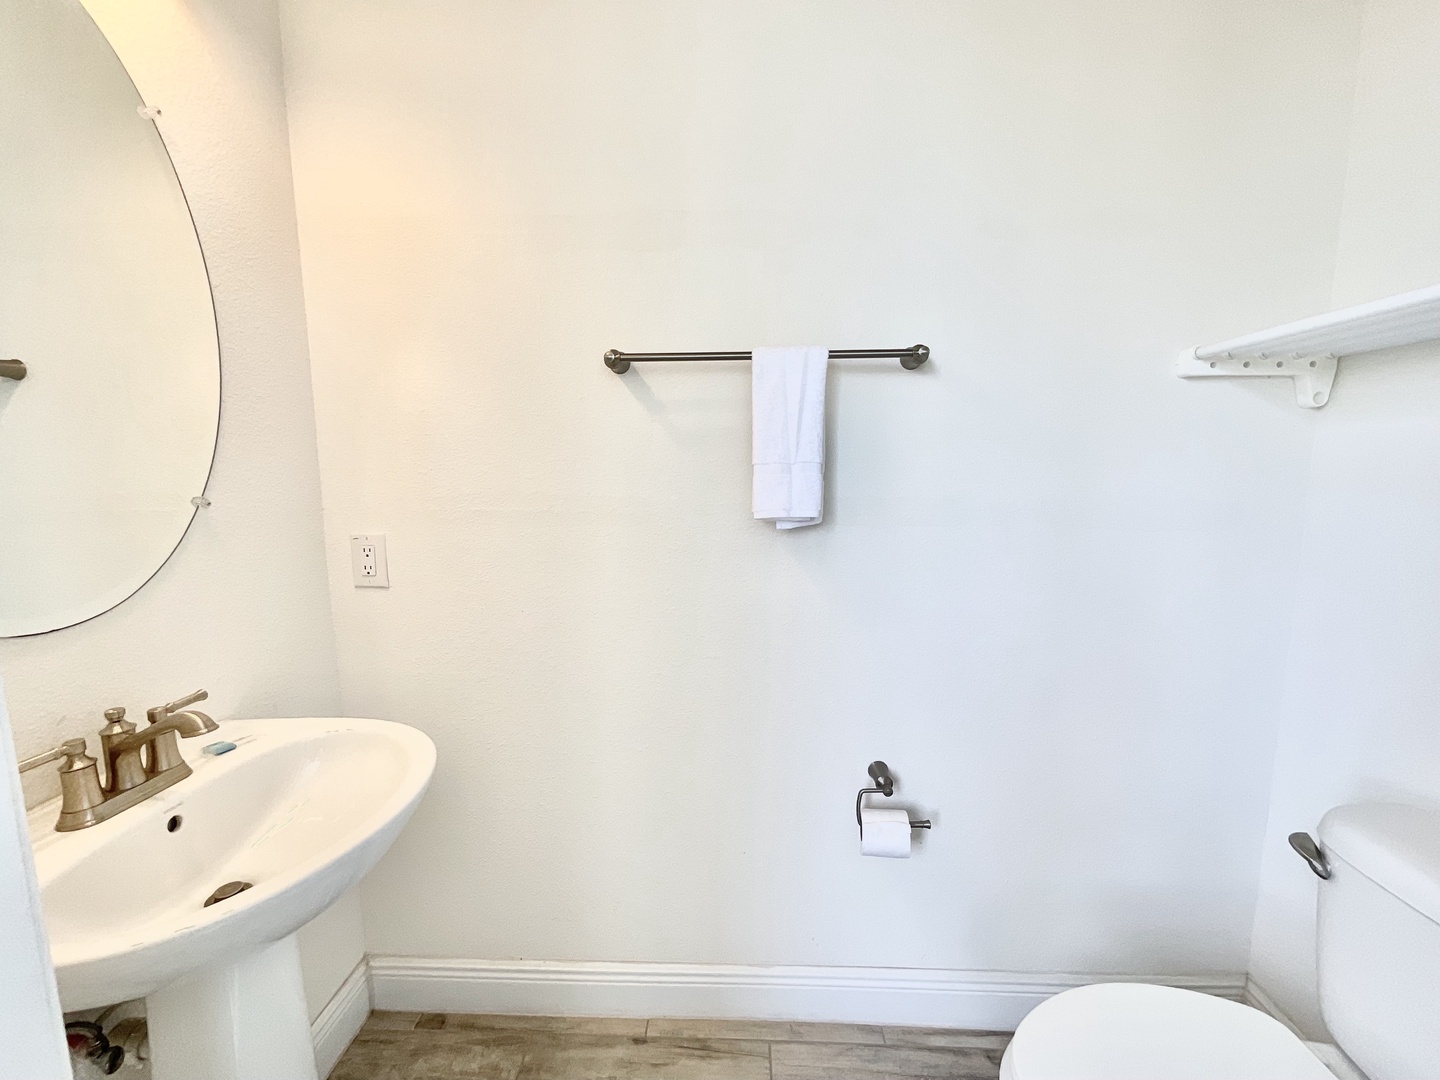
[1315,803,1440,1080]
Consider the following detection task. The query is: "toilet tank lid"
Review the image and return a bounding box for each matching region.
[1319,803,1440,924]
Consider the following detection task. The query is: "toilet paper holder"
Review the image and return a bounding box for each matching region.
[856,761,932,837]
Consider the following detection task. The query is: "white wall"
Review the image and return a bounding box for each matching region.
[0,0,359,1024]
[280,0,1364,985]
[1249,0,1440,1037]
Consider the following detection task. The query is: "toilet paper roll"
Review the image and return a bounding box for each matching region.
[860,807,912,858]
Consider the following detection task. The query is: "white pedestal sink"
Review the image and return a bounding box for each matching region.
[29,717,435,1080]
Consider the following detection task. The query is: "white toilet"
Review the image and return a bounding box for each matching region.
[1000,802,1440,1079]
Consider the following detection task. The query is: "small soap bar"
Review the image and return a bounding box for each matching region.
[202,741,237,756]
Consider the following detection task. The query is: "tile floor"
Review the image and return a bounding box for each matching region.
[330,1012,1010,1080]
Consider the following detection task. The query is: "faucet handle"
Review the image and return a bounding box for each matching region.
[165,689,208,712]
[148,689,208,724]
[19,738,91,773]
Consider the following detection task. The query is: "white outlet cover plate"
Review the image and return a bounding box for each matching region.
[350,534,389,588]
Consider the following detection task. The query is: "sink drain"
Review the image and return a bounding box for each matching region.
[203,881,254,908]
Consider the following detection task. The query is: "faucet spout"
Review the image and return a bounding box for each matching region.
[166,709,218,738]
[108,709,216,755]
[146,688,211,727]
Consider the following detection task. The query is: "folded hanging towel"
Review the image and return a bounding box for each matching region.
[752,346,828,530]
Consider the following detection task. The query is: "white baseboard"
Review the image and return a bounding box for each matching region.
[311,959,371,1078]
[369,957,1245,1032]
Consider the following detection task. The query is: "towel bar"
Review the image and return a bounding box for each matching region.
[604,345,928,374]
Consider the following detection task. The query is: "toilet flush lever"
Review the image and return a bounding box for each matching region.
[1288,832,1331,880]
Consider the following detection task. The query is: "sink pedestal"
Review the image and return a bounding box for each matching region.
[146,933,318,1080]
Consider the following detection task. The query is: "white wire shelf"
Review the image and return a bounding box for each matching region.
[1176,283,1440,408]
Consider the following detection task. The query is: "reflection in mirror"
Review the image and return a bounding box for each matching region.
[0,0,220,637]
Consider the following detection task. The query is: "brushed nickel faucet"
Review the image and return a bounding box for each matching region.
[19,690,219,832]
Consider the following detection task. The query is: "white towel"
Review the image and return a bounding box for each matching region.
[752,346,828,530]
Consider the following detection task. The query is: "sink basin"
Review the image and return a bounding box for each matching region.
[30,716,435,1080]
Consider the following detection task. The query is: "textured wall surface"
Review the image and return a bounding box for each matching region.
[280,0,1363,979]
[0,0,357,1023]
[1249,0,1440,1037]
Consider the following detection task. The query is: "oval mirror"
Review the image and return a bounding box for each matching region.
[0,0,220,637]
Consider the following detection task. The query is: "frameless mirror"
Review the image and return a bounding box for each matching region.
[0,0,220,636]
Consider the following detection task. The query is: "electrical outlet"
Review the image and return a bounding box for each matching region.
[350,534,389,587]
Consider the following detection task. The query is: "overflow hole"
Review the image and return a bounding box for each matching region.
[167,815,183,833]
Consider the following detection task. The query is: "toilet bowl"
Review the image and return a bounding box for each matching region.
[998,983,1333,1080]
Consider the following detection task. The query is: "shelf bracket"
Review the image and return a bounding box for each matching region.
[1175,349,1338,409]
